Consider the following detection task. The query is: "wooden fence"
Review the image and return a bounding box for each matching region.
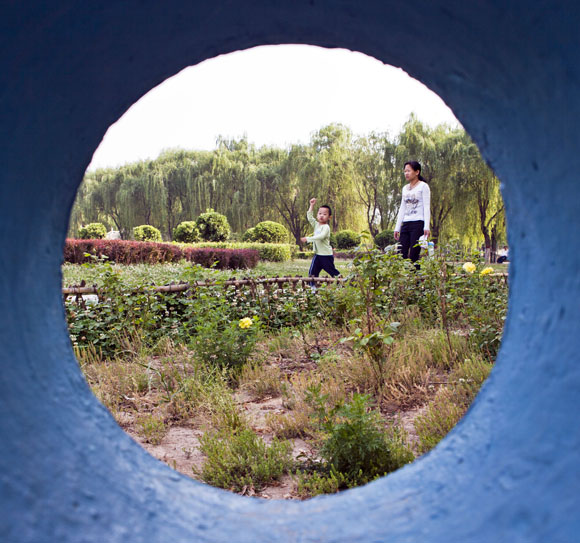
[63,272,508,303]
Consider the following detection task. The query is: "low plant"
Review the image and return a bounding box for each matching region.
[315,393,414,486]
[173,221,201,243]
[196,429,293,492]
[413,357,492,453]
[238,361,285,400]
[190,310,260,371]
[195,209,231,242]
[251,221,289,243]
[133,224,163,242]
[296,466,349,498]
[136,413,167,445]
[78,222,107,240]
[334,230,361,250]
[374,229,396,250]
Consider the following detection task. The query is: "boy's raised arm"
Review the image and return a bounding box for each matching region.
[306,197,317,227]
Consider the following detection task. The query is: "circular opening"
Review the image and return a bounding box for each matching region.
[64,45,508,501]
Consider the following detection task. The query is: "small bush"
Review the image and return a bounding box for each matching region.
[374,229,396,250]
[317,393,414,486]
[242,227,256,242]
[197,429,293,492]
[251,221,290,243]
[296,467,348,498]
[133,225,163,242]
[136,413,167,445]
[78,222,107,240]
[173,221,200,243]
[329,232,337,248]
[335,230,361,250]
[191,314,260,370]
[196,210,231,242]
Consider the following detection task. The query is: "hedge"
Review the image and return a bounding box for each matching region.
[178,241,295,262]
[64,239,259,269]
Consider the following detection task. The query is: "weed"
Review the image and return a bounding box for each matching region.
[238,361,285,400]
[414,357,492,454]
[196,429,293,492]
[136,413,167,445]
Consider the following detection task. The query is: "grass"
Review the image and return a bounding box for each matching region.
[62,258,354,287]
[68,252,503,499]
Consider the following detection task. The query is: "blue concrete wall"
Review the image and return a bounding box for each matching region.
[1,1,579,541]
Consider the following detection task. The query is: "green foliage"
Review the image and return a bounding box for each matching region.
[197,429,293,492]
[136,413,167,445]
[172,221,200,243]
[78,222,107,239]
[296,466,349,498]
[334,230,361,250]
[251,221,290,243]
[414,357,493,453]
[195,209,231,242]
[317,394,414,485]
[242,227,256,242]
[182,241,293,262]
[189,295,260,370]
[133,224,162,242]
[374,229,396,250]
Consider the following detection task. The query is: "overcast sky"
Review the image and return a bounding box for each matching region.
[88,45,459,170]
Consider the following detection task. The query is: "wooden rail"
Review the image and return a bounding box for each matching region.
[63,272,508,298]
[62,276,346,297]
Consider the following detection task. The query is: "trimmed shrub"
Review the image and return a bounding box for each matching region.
[375,229,396,250]
[335,230,361,250]
[173,221,200,243]
[242,227,256,242]
[196,210,231,242]
[178,242,293,262]
[133,225,162,242]
[329,232,337,249]
[64,239,259,269]
[252,221,289,243]
[78,223,107,240]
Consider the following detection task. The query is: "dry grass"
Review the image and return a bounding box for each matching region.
[238,361,286,400]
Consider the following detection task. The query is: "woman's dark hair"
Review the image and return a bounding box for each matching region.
[404,160,426,182]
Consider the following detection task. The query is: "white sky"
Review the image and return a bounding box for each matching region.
[88,44,460,170]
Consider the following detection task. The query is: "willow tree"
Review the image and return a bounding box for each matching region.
[310,123,366,233]
[395,116,464,245]
[353,132,399,236]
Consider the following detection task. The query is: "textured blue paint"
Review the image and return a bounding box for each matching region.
[1,1,579,541]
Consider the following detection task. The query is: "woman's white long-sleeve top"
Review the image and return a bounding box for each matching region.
[394,181,431,232]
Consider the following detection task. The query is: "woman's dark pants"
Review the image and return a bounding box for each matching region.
[399,220,424,263]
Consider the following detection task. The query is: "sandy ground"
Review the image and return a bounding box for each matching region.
[120,390,427,500]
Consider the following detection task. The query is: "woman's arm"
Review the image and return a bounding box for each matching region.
[394,187,406,240]
[422,182,431,237]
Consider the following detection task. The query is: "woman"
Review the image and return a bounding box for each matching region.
[394,161,431,264]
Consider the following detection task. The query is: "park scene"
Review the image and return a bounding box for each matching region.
[64,111,508,500]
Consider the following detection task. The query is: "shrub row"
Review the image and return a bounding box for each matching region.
[179,242,294,262]
[64,239,259,269]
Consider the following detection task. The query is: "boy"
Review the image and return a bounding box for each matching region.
[300,198,341,283]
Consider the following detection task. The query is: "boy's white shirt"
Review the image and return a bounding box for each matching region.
[306,209,333,256]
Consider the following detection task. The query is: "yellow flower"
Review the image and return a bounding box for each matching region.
[239,317,253,329]
[480,266,494,276]
[462,262,476,274]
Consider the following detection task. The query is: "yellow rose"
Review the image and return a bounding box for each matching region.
[462,262,476,274]
[239,317,253,329]
[480,267,494,276]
